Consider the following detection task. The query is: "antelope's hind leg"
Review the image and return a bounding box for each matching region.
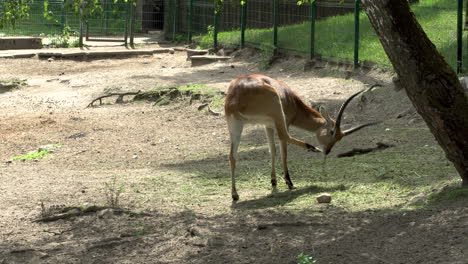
[227,116,244,201]
[265,127,277,188]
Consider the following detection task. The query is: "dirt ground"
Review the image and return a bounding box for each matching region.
[0,44,467,264]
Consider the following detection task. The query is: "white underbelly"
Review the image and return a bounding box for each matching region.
[239,113,275,128]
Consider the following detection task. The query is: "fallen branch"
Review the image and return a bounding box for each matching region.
[207,105,223,116]
[87,91,141,107]
[86,237,136,251]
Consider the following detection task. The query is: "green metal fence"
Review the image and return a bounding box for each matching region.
[168,0,466,73]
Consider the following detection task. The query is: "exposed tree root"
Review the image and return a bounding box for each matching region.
[32,205,152,223]
[86,237,137,251]
[87,91,141,107]
[207,105,222,116]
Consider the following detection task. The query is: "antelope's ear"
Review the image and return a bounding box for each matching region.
[319,106,333,125]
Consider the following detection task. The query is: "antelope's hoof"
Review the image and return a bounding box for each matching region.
[306,143,322,153]
[287,183,296,190]
[232,193,239,201]
[271,179,277,187]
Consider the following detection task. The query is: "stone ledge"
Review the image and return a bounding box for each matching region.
[0,37,42,50]
[35,48,174,60]
[190,55,231,67]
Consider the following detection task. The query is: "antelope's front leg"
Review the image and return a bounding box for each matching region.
[279,140,294,190]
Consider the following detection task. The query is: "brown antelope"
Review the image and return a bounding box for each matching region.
[224,74,380,201]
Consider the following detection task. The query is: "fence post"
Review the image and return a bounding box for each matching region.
[103,0,109,35]
[79,9,84,47]
[354,0,360,68]
[130,1,135,47]
[214,3,219,50]
[188,0,193,43]
[173,0,178,41]
[273,0,278,49]
[309,0,316,60]
[124,0,130,46]
[240,1,246,48]
[457,0,463,73]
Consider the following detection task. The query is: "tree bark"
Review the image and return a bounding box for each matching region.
[361,0,468,186]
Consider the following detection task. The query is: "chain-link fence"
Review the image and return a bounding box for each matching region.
[0,0,165,46]
[165,0,466,73]
[0,0,68,36]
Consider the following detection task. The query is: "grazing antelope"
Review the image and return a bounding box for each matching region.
[224,74,380,201]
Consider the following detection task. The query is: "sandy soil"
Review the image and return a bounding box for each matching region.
[0,45,466,264]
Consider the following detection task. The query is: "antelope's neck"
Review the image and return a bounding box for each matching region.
[288,95,326,132]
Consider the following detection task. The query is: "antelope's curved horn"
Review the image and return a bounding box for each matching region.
[342,121,382,136]
[335,89,366,129]
[335,84,381,129]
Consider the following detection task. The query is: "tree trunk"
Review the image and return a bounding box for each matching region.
[361,0,468,186]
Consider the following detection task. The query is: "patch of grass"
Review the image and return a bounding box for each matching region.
[136,84,225,111]
[195,0,459,69]
[0,79,27,92]
[297,253,317,264]
[13,149,51,161]
[104,175,125,208]
[139,122,462,214]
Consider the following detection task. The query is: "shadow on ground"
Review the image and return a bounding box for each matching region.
[1,197,466,264]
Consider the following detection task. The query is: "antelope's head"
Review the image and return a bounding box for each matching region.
[316,89,381,155]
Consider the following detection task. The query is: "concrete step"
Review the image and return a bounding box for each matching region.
[190,55,231,66]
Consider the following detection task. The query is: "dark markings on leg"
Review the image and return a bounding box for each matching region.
[285,171,294,189]
[271,178,277,187]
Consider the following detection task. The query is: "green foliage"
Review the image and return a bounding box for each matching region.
[0,0,33,29]
[47,26,79,47]
[297,253,317,264]
[258,43,275,69]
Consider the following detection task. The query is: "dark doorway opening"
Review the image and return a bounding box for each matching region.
[142,0,164,32]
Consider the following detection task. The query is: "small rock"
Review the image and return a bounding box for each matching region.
[65,132,87,139]
[98,208,114,219]
[190,237,207,247]
[316,193,332,204]
[188,226,202,237]
[5,160,12,164]
[208,236,224,248]
[38,144,56,152]
[47,57,55,62]
[132,155,138,159]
